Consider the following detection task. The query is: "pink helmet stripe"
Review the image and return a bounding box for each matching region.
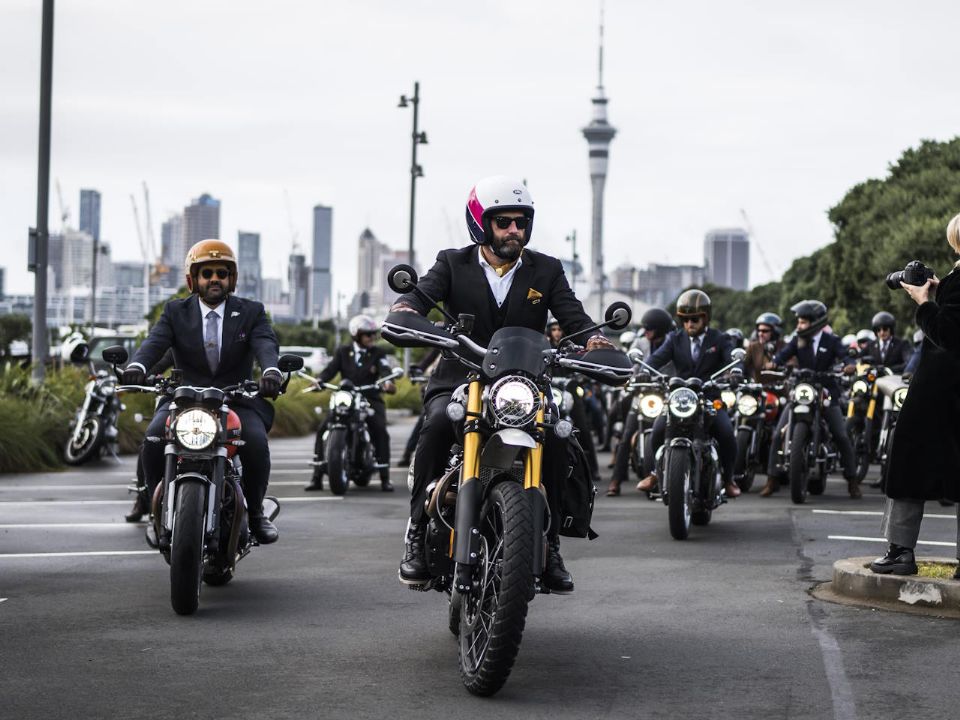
[467,187,485,226]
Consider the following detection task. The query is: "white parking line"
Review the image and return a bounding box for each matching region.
[0,550,156,559]
[828,534,956,548]
[814,509,956,519]
[0,496,343,506]
[0,523,144,529]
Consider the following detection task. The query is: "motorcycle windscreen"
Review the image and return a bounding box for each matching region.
[482,326,551,381]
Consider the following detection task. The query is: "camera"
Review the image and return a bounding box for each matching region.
[885,260,934,289]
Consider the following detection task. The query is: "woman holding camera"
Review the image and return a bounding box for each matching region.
[872,213,960,577]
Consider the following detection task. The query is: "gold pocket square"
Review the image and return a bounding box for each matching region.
[526,288,543,301]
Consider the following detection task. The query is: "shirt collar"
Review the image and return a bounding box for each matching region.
[811,330,823,345]
[199,297,226,319]
[353,341,365,355]
[478,246,523,277]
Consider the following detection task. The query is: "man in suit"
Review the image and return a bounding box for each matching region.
[866,311,913,373]
[306,314,397,492]
[765,300,859,498]
[637,289,743,497]
[392,175,613,592]
[121,239,283,543]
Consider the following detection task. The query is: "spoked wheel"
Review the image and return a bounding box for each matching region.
[789,423,810,504]
[64,416,104,465]
[879,425,896,492]
[458,481,533,697]
[170,482,206,615]
[326,428,349,496]
[733,428,756,493]
[666,450,692,540]
[846,418,870,483]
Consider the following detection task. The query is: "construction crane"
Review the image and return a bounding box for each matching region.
[130,193,153,319]
[740,209,778,283]
[142,182,168,281]
[55,178,70,231]
[283,188,300,254]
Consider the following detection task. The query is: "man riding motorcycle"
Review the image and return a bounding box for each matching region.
[391,175,613,593]
[865,311,913,373]
[637,289,742,498]
[121,239,283,543]
[764,300,858,498]
[743,312,786,382]
[305,314,398,492]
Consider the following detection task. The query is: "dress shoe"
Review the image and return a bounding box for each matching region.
[758,478,779,497]
[304,479,324,492]
[249,515,279,545]
[399,521,430,583]
[396,457,411,468]
[542,539,574,593]
[848,479,862,499]
[381,478,395,492]
[869,544,917,575]
[637,473,658,492]
[125,494,148,523]
[724,481,741,498]
[606,479,621,497]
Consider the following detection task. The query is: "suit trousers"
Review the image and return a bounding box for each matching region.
[767,404,855,481]
[881,498,960,559]
[651,408,736,484]
[141,403,272,515]
[410,392,566,540]
[314,400,391,481]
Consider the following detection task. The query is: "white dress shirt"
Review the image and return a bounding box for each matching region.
[810,330,823,357]
[199,297,226,363]
[478,247,523,307]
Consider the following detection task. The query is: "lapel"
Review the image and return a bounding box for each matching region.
[219,296,241,366]
[187,296,204,352]
[503,252,536,326]
[466,248,502,322]
[679,332,694,372]
[798,340,814,368]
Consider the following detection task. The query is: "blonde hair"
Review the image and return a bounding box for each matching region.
[949,213,960,256]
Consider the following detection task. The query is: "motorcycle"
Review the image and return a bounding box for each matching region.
[64,365,123,465]
[844,356,891,482]
[301,366,404,495]
[381,264,632,697]
[103,345,303,615]
[730,372,784,493]
[876,373,910,491]
[622,349,668,484]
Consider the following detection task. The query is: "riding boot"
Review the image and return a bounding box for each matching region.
[398,520,430,583]
[758,477,779,497]
[542,538,574,594]
[606,478,621,496]
[380,469,394,492]
[125,494,148,523]
[637,472,658,492]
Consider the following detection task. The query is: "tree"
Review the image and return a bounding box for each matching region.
[0,315,32,357]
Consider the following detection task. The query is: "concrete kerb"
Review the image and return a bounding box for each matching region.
[813,556,960,620]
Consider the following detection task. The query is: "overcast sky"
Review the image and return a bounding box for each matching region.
[3,0,960,302]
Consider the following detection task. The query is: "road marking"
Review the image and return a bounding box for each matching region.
[0,550,156,559]
[0,523,144,529]
[0,496,342,506]
[813,509,956,519]
[0,598,7,603]
[828,534,957,548]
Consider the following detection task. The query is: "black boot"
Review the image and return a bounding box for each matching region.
[869,544,917,575]
[304,468,324,492]
[398,520,430,583]
[542,538,574,594]
[381,474,394,492]
[249,514,279,545]
[125,493,148,523]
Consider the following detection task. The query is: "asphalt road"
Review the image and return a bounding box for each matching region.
[2,415,959,719]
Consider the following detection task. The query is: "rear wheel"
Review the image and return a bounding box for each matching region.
[170,482,206,615]
[666,449,692,540]
[789,423,810,504]
[64,416,104,465]
[733,428,756,493]
[326,428,349,495]
[459,481,533,697]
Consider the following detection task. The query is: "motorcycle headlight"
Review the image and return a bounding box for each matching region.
[737,394,759,416]
[638,393,664,419]
[84,380,95,393]
[174,409,218,450]
[550,386,565,411]
[489,376,540,428]
[892,386,908,409]
[330,390,353,409]
[793,383,816,405]
[851,379,869,396]
[668,387,699,419]
[721,389,737,410]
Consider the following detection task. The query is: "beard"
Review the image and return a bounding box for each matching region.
[490,234,524,261]
[200,282,226,305]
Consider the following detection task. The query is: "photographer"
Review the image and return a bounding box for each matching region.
[871,214,960,577]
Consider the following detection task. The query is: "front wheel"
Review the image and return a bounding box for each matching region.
[733,428,756,493]
[666,449,693,540]
[170,482,206,615]
[789,423,811,504]
[64,416,104,465]
[846,417,870,482]
[326,428,349,496]
[459,481,533,697]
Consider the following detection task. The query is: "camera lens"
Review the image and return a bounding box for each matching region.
[885,271,904,290]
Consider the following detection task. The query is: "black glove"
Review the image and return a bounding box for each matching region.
[259,371,282,398]
[121,366,145,385]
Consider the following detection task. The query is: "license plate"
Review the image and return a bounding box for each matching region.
[794,405,810,414]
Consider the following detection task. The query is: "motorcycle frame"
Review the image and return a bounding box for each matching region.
[660,402,722,511]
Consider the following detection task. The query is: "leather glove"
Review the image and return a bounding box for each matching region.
[121,366,145,385]
[585,334,616,351]
[259,370,282,398]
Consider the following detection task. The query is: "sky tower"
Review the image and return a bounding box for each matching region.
[581,8,617,309]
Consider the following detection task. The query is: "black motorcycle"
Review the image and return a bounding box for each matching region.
[730,372,784,493]
[622,348,668,484]
[876,374,910,491]
[844,356,891,482]
[64,366,123,465]
[302,367,404,495]
[381,264,632,697]
[103,345,303,615]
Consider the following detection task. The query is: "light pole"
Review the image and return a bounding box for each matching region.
[397,82,427,273]
[565,230,579,294]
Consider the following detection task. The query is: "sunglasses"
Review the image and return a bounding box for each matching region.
[200,268,231,280]
[681,316,704,325]
[491,216,530,230]
[757,327,772,334]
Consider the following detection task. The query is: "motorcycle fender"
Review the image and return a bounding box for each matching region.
[480,429,536,470]
[165,472,212,535]
[525,486,547,577]
[453,477,482,566]
[667,437,693,450]
[793,405,811,414]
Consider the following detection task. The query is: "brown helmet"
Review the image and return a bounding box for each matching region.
[184,239,238,293]
[675,288,711,321]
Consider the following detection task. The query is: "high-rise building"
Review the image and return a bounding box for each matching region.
[0,267,5,299]
[79,189,101,242]
[288,253,309,319]
[48,230,113,290]
[356,228,407,310]
[237,231,262,299]
[160,214,185,287]
[183,194,220,252]
[581,14,617,308]
[112,261,146,288]
[704,228,750,291]
[311,204,333,319]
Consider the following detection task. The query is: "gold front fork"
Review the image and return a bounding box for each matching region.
[523,398,545,489]
[461,380,482,481]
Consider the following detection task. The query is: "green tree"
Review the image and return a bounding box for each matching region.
[0,314,32,357]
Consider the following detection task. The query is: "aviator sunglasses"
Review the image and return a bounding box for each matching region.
[491,216,530,230]
[200,268,231,280]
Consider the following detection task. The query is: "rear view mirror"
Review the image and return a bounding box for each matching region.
[604,302,632,331]
[102,345,129,365]
[387,264,418,294]
[278,354,305,373]
[731,348,746,362]
[627,348,644,365]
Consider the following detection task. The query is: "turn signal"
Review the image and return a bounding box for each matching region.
[712,399,724,410]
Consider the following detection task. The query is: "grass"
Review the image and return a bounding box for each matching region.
[917,561,958,580]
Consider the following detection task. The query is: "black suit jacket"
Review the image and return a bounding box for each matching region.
[866,336,913,373]
[130,294,280,426]
[398,245,595,399]
[647,327,737,381]
[318,344,393,402]
[774,331,850,399]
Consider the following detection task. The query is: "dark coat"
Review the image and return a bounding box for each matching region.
[773,331,851,399]
[865,336,913,373]
[318,344,394,402]
[130,294,280,428]
[886,267,960,502]
[647,327,738,380]
[397,245,595,400]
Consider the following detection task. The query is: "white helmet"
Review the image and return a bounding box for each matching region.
[619,330,637,348]
[855,329,876,345]
[348,314,378,338]
[465,176,535,246]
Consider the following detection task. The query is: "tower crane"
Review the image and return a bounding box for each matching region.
[740,209,778,284]
[130,193,152,318]
[142,182,168,281]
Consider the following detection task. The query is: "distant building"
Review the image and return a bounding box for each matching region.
[311,205,332,319]
[609,262,707,309]
[0,267,5,299]
[112,261,146,289]
[261,278,285,305]
[160,213,185,287]
[356,228,409,311]
[183,194,220,251]
[704,228,749,291]
[48,231,113,290]
[79,189,101,242]
[288,253,309,319]
[237,231,262,299]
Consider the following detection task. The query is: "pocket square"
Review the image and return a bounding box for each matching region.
[526,288,543,301]
[231,311,240,318]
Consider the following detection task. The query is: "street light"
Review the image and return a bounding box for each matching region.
[398,82,427,273]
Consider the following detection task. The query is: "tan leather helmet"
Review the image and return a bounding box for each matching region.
[184,239,238,292]
[675,288,712,321]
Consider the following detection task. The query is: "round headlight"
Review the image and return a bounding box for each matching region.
[174,409,218,450]
[793,383,816,405]
[101,383,116,396]
[668,387,699,419]
[721,390,737,410]
[490,376,540,427]
[851,380,869,396]
[639,393,664,419]
[892,386,908,409]
[737,394,759,416]
[550,387,565,410]
[330,390,353,409]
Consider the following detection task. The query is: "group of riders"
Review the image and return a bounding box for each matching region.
[120,174,918,598]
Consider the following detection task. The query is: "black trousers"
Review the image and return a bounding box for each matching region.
[410,392,566,540]
[402,413,425,461]
[141,404,271,515]
[568,392,600,476]
[316,399,391,481]
[767,404,855,480]
[650,408,736,484]
[611,410,654,483]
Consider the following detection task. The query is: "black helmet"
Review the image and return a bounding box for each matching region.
[755,312,783,339]
[725,328,745,347]
[790,299,828,338]
[871,311,896,333]
[676,289,712,321]
[640,307,675,338]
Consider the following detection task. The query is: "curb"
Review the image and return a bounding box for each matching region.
[813,556,960,620]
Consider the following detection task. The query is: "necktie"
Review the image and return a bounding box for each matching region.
[205,310,220,373]
[691,336,701,364]
[882,341,888,361]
